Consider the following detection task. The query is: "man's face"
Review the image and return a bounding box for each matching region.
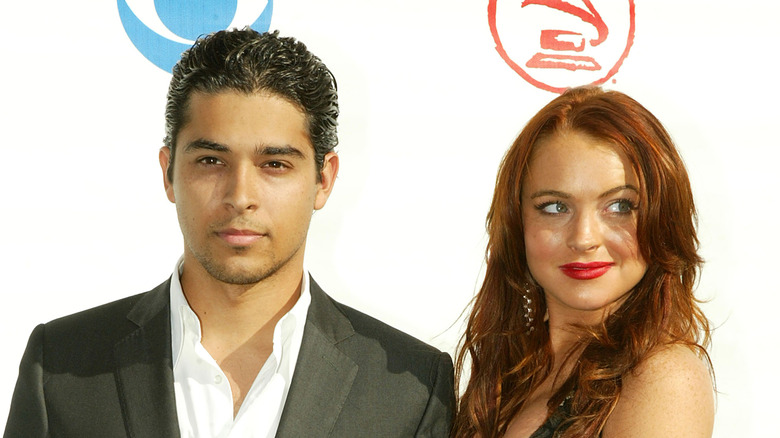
[159,90,338,285]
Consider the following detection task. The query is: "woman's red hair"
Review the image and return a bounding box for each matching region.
[453,86,711,437]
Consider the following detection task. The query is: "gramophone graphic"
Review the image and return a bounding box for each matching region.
[488,0,635,93]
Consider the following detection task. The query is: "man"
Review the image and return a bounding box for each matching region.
[4,28,454,437]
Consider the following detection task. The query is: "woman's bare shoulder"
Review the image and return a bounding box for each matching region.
[602,344,714,438]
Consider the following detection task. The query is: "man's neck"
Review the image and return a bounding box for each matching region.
[178,257,304,417]
[179,257,303,341]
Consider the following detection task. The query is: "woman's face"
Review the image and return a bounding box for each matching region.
[521,130,647,325]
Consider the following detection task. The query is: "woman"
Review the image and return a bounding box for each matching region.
[453,87,714,437]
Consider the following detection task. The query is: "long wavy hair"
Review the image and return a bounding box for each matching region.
[453,86,711,437]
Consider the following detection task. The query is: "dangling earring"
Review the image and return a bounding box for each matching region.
[522,283,535,335]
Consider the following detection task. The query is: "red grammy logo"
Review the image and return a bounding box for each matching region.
[488,0,635,93]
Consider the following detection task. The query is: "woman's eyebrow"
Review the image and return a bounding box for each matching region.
[529,189,571,199]
[599,184,639,198]
[529,185,639,199]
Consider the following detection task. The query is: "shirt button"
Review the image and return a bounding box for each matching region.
[214,375,223,385]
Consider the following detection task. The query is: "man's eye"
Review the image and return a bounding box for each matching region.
[264,161,288,169]
[198,157,222,165]
[537,202,568,214]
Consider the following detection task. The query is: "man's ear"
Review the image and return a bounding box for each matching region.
[314,151,339,210]
[159,147,175,203]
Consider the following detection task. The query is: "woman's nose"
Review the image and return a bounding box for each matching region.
[567,212,601,252]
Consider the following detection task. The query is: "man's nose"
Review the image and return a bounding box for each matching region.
[223,163,259,212]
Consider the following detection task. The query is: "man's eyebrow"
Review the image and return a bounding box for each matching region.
[183,139,230,153]
[256,145,306,159]
[599,184,639,198]
[181,140,307,159]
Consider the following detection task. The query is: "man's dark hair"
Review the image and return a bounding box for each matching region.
[163,28,339,182]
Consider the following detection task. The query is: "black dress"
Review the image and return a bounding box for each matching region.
[529,396,572,438]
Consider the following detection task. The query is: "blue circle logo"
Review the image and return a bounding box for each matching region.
[118,0,273,72]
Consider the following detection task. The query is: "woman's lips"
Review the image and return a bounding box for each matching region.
[217,228,265,246]
[559,262,614,280]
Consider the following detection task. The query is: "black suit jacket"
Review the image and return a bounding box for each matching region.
[4,277,455,437]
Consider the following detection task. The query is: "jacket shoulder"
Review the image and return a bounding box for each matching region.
[46,291,146,329]
[40,280,170,355]
[308,281,451,372]
[331,296,444,356]
[300,281,455,436]
[48,279,165,326]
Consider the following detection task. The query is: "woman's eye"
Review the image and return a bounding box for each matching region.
[607,199,635,214]
[539,202,568,214]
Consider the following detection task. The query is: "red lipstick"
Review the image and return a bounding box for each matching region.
[559,262,614,280]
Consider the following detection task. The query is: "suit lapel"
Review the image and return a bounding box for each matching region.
[114,279,180,438]
[276,278,357,438]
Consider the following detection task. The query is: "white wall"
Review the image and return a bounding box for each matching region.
[1,1,776,436]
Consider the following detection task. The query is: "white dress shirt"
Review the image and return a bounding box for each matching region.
[169,259,311,438]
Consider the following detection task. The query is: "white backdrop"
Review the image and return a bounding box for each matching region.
[1,1,777,436]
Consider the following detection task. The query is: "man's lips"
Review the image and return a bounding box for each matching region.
[559,262,614,280]
[217,228,266,246]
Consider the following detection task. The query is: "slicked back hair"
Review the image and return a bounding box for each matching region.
[163,28,339,182]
